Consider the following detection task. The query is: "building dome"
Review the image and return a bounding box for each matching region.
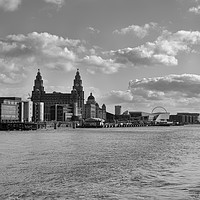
[87,92,96,104]
[88,93,95,100]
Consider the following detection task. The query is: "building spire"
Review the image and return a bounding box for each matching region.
[33,69,45,93]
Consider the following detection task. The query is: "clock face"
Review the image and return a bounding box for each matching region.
[75,83,79,86]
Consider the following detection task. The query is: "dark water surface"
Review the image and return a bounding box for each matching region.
[1,126,200,200]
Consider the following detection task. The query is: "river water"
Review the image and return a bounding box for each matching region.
[1,125,200,200]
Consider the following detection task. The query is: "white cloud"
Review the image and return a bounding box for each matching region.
[129,74,200,98]
[111,30,200,67]
[87,27,100,34]
[189,5,200,14]
[1,29,200,85]
[44,0,65,7]
[0,0,21,11]
[102,74,200,113]
[82,55,124,74]
[0,0,66,11]
[113,22,158,38]
[0,31,126,85]
[128,74,200,112]
[0,32,83,83]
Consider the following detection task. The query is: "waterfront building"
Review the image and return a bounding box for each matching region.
[114,110,170,125]
[106,112,115,123]
[50,104,71,121]
[84,93,96,119]
[33,102,44,122]
[129,112,150,122]
[115,112,131,123]
[0,97,21,122]
[19,101,33,122]
[148,112,170,124]
[31,69,84,121]
[170,113,200,124]
[115,105,122,116]
[83,93,106,120]
[83,118,105,127]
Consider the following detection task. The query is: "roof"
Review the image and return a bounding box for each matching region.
[88,92,95,100]
[85,118,105,122]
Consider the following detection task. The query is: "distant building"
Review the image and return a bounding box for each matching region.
[129,112,150,122]
[115,105,121,115]
[114,110,170,125]
[149,112,170,124]
[83,93,106,120]
[115,112,130,123]
[0,97,21,122]
[106,112,115,123]
[31,69,84,121]
[170,113,200,124]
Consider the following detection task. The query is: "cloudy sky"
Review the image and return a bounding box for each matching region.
[0,0,200,114]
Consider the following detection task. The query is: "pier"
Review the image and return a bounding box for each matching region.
[0,122,46,131]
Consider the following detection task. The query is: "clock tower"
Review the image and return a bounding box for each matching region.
[31,69,45,102]
[71,69,84,115]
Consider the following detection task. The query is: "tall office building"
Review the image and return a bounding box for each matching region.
[31,69,84,121]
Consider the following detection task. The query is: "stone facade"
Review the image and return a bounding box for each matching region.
[84,93,106,120]
[31,69,84,121]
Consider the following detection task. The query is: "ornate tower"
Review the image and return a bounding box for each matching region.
[31,69,45,102]
[71,69,84,114]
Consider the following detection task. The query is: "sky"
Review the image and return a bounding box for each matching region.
[0,0,200,114]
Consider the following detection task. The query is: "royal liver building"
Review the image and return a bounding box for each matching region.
[31,69,84,121]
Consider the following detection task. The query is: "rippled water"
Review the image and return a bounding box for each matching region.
[1,125,200,200]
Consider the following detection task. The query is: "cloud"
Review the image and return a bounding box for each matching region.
[82,55,124,74]
[43,0,65,7]
[128,74,200,112]
[0,32,83,84]
[113,22,158,39]
[0,0,22,11]
[87,27,100,34]
[111,30,200,67]
[129,74,200,98]
[0,0,66,12]
[102,90,133,104]
[102,74,200,113]
[189,5,200,14]
[0,31,126,85]
[1,29,200,85]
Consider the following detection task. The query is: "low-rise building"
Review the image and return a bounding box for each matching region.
[0,97,21,122]
[149,112,170,124]
[83,118,105,127]
[170,113,200,124]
